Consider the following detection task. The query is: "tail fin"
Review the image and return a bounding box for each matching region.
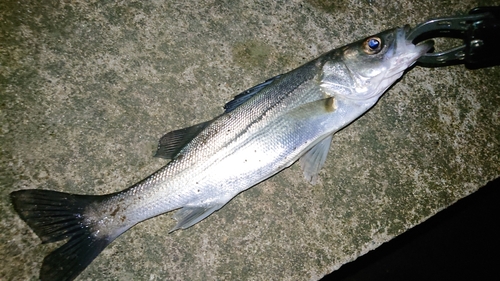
[10,189,114,281]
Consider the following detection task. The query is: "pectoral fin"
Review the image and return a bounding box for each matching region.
[299,134,333,184]
[169,203,224,232]
[154,121,212,159]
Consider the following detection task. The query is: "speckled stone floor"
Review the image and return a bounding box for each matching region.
[1,1,499,280]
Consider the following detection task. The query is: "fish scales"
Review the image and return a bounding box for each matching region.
[104,62,324,227]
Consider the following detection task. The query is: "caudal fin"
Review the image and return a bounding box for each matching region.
[10,189,114,281]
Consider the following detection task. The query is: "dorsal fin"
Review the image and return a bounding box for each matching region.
[223,74,281,113]
[154,121,211,159]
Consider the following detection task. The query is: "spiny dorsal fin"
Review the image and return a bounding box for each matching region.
[223,74,281,113]
[154,120,211,159]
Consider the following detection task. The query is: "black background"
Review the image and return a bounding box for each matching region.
[321,177,499,281]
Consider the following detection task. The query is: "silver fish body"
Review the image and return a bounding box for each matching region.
[10,26,432,281]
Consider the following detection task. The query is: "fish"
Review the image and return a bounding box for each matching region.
[10,26,433,281]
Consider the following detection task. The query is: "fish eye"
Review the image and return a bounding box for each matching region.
[363,37,382,54]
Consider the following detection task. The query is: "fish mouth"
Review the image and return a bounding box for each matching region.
[403,25,434,58]
[399,25,434,64]
[385,25,434,77]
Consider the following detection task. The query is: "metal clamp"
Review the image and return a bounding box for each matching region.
[407,6,500,67]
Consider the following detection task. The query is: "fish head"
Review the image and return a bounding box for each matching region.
[321,26,433,101]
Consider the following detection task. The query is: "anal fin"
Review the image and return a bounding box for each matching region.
[169,203,223,232]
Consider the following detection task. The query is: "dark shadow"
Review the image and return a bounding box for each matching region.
[321,177,500,281]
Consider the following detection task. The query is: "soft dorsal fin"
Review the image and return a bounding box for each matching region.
[299,134,334,184]
[154,121,211,159]
[223,74,281,113]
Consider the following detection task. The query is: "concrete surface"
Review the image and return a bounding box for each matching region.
[1,0,499,280]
